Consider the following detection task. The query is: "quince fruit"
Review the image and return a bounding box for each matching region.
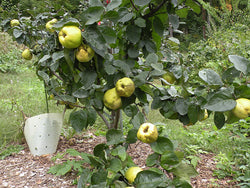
[137,123,158,143]
[46,18,57,32]
[232,98,250,119]
[58,26,82,48]
[200,109,208,121]
[22,49,32,60]
[162,71,176,85]
[10,19,20,27]
[125,167,143,184]
[103,88,122,110]
[76,43,95,62]
[115,77,135,97]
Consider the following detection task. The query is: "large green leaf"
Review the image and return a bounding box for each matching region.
[150,136,174,154]
[126,25,141,43]
[146,153,160,167]
[99,25,117,44]
[204,97,236,112]
[111,145,127,161]
[134,0,151,6]
[83,7,104,25]
[106,129,125,145]
[91,169,108,185]
[126,129,138,144]
[89,0,103,7]
[118,8,134,23]
[106,0,122,11]
[199,69,223,86]
[175,98,189,116]
[108,158,122,172]
[228,55,250,75]
[93,143,109,161]
[86,107,97,126]
[171,162,198,181]
[134,170,167,188]
[161,150,180,166]
[130,111,145,129]
[69,110,88,132]
[169,14,179,30]
[185,0,201,14]
[146,53,158,65]
[77,169,92,188]
[176,8,189,18]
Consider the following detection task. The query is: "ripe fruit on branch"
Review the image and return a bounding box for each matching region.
[22,49,32,60]
[232,98,250,119]
[76,43,95,62]
[162,71,176,85]
[137,123,158,143]
[58,26,82,49]
[103,88,122,110]
[10,19,20,27]
[125,167,143,184]
[115,77,135,97]
[200,109,208,121]
[46,18,57,32]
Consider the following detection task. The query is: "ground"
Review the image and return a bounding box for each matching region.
[0,131,238,188]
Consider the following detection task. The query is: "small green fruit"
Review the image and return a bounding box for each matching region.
[22,49,32,60]
[137,123,158,143]
[125,167,143,184]
[46,18,57,32]
[232,98,250,119]
[10,19,20,27]
[76,44,95,62]
[58,26,82,49]
[162,71,176,85]
[103,88,122,110]
[115,77,135,97]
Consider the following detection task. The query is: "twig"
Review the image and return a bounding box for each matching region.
[94,107,111,129]
[130,0,139,11]
[142,0,168,19]
[51,70,64,81]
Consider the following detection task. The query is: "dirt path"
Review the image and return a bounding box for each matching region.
[0,131,238,188]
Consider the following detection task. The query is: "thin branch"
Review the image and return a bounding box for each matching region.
[142,0,168,19]
[94,107,111,129]
[130,0,139,11]
[113,109,120,130]
[51,70,64,81]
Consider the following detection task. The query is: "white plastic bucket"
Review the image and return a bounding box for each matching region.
[24,113,63,156]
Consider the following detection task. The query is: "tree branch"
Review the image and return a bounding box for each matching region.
[142,0,168,19]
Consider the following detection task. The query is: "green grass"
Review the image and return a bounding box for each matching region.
[0,69,66,145]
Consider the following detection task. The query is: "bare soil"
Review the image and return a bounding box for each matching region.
[0,131,238,188]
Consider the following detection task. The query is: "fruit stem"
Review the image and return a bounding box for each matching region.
[43,81,49,113]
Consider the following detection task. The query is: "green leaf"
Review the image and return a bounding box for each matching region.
[128,46,139,58]
[118,8,134,23]
[48,162,72,176]
[126,25,141,43]
[106,129,125,145]
[161,150,180,165]
[228,55,250,74]
[176,8,189,18]
[146,153,160,167]
[204,97,236,112]
[69,110,88,132]
[171,162,198,181]
[88,155,105,167]
[89,0,103,7]
[37,71,49,84]
[106,0,122,11]
[145,40,157,53]
[99,25,117,44]
[146,53,158,65]
[188,105,200,124]
[104,62,117,75]
[13,28,23,38]
[169,14,179,30]
[153,17,164,37]
[72,88,88,99]
[172,179,192,188]
[93,143,109,161]
[199,69,223,86]
[186,0,201,14]
[139,84,154,97]
[83,7,104,25]
[87,107,97,126]
[134,0,151,6]
[134,170,167,188]
[79,70,97,89]
[111,145,127,161]
[82,25,107,56]
[91,169,108,185]
[113,60,131,75]
[135,17,146,27]
[77,169,92,188]
[108,158,122,172]
[150,136,174,154]
[130,111,145,129]
[214,112,225,129]
[175,98,189,116]
[126,129,138,144]
[123,104,138,117]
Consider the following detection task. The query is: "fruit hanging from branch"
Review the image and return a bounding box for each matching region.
[115,77,135,97]
[75,43,95,62]
[58,26,82,49]
[103,88,122,110]
[46,18,58,32]
[10,19,20,27]
[137,123,158,144]
[125,166,143,184]
[22,49,32,60]
[232,98,250,119]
